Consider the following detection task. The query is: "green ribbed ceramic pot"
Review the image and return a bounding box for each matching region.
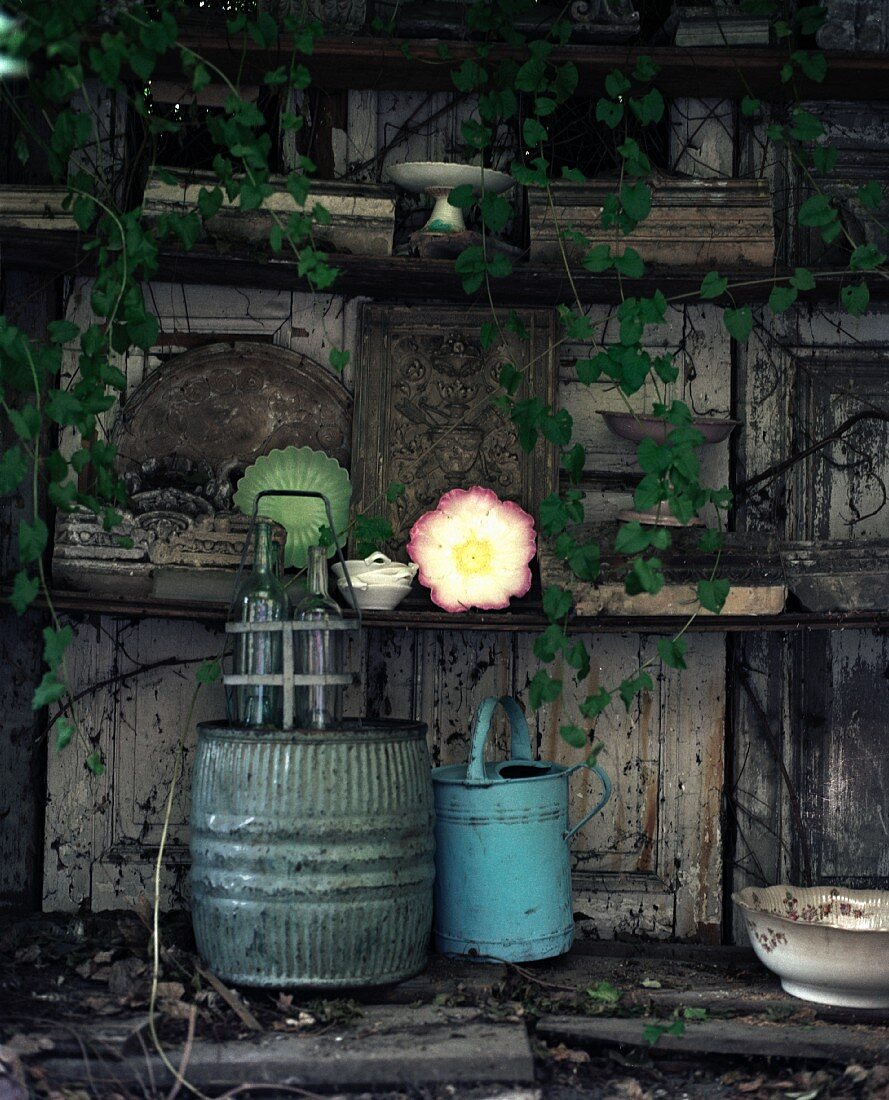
[190,719,434,988]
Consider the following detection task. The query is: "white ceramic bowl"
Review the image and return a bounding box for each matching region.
[733,885,889,1008]
[337,576,412,612]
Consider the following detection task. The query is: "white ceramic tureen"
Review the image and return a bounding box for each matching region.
[733,884,889,1008]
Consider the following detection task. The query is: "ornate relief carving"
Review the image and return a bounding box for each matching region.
[351,306,558,547]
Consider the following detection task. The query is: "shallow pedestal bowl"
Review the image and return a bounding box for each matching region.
[385,162,513,234]
[733,884,889,1008]
[599,411,739,446]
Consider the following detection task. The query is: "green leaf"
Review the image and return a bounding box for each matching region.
[565,640,590,679]
[627,556,664,596]
[657,637,687,670]
[329,347,350,372]
[43,625,73,669]
[582,244,612,274]
[561,443,586,484]
[55,718,75,752]
[595,98,623,129]
[386,481,406,502]
[615,521,651,556]
[0,445,27,496]
[587,980,621,1004]
[196,659,221,685]
[559,723,588,749]
[644,1018,685,1046]
[614,247,645,278]
[768,285,798,314]
[700,271,727,299]
[499,362,523,396]
[568,541,600,582]
[698,577,730,614]
[698,529,724,553]
[841,281,870,317]
[811,145,838,175]
[723,306,753,343]
[522,118,548,146]
[198,186,224,220]
[529,669,563,710]
[620,181,652,223]
[791,49,827,83]
[7,404,40,441]
[543,584,573,622]
[540,409,573,446]
[850,244,886,272]
[353,514,393,558]
[534,623,567,662]
[789,108,824,141]
[10,571,39,614]
[798,193,836,228]
[86,751,105,776]
[632,55,659,82]
[629,87,664,126]
[682,1006,709,1020]
[447,183,475,210]
[790,267,816,291]
[48,320,79,345]
[741,95,761,117]
[605,69,631,98]
[19,517,48,564]
[856,181,884,211]
[32,670,67,710]
[580,688,612,720]
[618,671,654,710]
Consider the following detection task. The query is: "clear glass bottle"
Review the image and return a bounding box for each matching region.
[232,519,286,728]
[294,544,343,729]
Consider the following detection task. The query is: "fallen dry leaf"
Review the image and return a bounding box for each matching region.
[154,982,185,1002]
[605,1078,651,1100]
[549,1042,590,1065]
[3,1035,54,1058]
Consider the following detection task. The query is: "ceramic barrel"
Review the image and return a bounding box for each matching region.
[190,719,435,987]
[433,769,576,962]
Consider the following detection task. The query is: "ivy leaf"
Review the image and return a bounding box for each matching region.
[698,577,730,614]
[790,266,816,291]
[657,637,687,670]
[534,623,567,662]
[595,98,623,129]
[841,281,870,317]
[7,404,40,441]
[850,244,886,272]
[32,671,67,710]
[529,669,563,710]
[614,247,645,278]
[741,95,761,117]
[615,521,651,556]
[543,584,573,622]
[561,442,586,484]
[196,659,221,685]
[698,529,724,553]
[580,688,612,719]
[10,571,39,614]
[789,108,824,142]
[568,541,600,582]
[198,186,224,220]
[0,446,27,495]
[19,517,48,564]
[55,718,75,752]
[447,183,475,210]
[700,271,727,299]
[632,55,659,82]
[565,641,590,679]
[499,362,523,396]
[629,87,664,126]
[43,625,73,669]
[620,181,652,223]
[723,306,753,343]
[385,481,406,503]
[798,193,836,228]
[618,671,654,711]
[48,320,79,344]
[604,69,631,98]
[791,49,827,84]
[86,751,105,776]
[540,409,573,446]
[559,724,588,749]
[856,181,884,211]
[329,347,350,372]
[768,285,798,314]
[522,118,548,146]
[582,244,612,273]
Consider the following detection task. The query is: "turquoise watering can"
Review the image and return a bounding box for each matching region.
[431,695,612,962]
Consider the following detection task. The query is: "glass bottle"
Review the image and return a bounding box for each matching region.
[294,544,343,729]
[232,519,286,728]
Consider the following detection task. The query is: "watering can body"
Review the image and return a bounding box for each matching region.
[432,696,612,962]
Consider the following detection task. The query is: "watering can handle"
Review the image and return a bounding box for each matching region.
[563,763,612,843]
[466,695,532,785]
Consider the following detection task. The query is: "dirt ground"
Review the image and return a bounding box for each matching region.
[1,911,887,1100]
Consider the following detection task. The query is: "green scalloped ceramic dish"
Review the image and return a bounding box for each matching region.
[233,447,351,569]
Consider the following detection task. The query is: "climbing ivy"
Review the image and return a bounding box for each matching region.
[1,0,887,769]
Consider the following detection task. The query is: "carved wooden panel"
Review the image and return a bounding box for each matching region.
[351,305,558,545]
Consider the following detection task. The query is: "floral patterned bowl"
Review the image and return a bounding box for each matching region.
[733,885,889,1008]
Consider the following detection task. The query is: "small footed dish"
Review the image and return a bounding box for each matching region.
[733,884,889,1008]
[337,576,412,612]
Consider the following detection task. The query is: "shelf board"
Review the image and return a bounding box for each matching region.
[10,587,889,634]
[149,35,889,101]
[0,228,881,307]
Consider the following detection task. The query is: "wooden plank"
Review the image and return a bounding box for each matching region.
[35,1006,536,1090]
[537,1013,889,1062]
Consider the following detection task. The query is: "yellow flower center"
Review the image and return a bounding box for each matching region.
[453,537,494,575]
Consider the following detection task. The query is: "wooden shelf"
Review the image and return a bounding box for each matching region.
[149,35,889,101]
[11,587,889,634]
[0,228,881,307]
